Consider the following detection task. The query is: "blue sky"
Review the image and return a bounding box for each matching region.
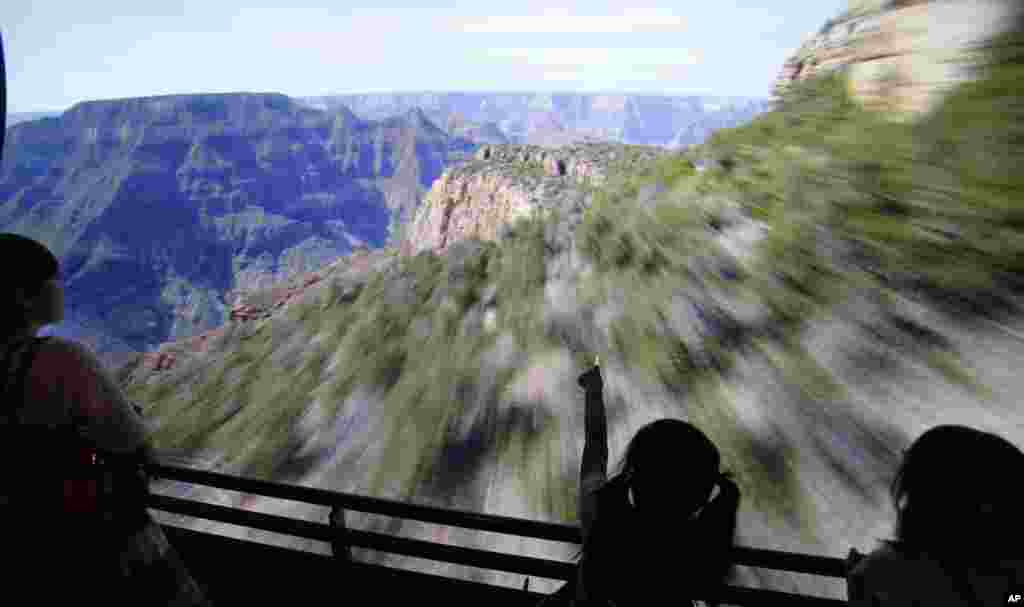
[4,1,848,113]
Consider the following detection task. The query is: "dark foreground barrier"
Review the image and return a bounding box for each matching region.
[146,462,854,606]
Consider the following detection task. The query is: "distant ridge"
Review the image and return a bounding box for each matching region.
[300,92,770,149]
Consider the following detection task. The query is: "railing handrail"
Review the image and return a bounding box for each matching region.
[146,462,851,579]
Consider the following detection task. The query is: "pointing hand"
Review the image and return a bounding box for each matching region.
[577,356,603,393]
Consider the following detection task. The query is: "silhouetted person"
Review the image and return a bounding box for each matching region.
[549,358,740,606]
[0,233,212,606]
[847,425,1024,606]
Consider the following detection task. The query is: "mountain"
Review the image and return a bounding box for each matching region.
[299,93,771,148]
[444,113,510,145]
[7,111,64,127]
[666,105,773,149]
[1,93,476,356]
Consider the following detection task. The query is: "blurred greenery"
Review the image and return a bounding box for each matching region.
[702,19,1024,312]
[123,17,1023,546]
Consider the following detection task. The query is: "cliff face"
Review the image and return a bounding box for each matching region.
[771,0,1018,118]
[399,143,669,259]
[1,94,474,353]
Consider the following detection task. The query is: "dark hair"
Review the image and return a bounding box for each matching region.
[573,419,736,601]
[0,233,60,337]
[621,419,721,485]
[888,425,1024,564]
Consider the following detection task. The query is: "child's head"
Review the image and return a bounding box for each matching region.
[892,425,1024,560]
[623,419,722,518]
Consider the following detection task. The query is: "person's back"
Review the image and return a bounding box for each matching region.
[575,472,738,606]
[0,232,212,606]
[847,425,1024,607]
[849,542,1024,607]
[1,333,213,606]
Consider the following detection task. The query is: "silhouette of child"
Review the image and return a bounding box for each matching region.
[848,425,1024,607]
[555,358,740,607]
[0,233,212,606]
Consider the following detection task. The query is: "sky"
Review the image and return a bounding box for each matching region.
[4,1,848,113]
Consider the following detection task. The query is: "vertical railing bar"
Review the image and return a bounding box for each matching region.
[330,505,351,563]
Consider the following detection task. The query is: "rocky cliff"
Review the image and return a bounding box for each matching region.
[1,94,475,354]
[771,0,1018,118]
[399,143,669,259]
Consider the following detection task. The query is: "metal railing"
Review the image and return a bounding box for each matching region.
[145,462,854,606]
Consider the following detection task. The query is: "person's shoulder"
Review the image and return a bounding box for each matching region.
[37,335,89,355]
[36,336,102,369]
[851,542,957,589]
[850,543,913,579]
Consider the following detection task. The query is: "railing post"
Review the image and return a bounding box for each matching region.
[330,505,351,563]
[846,548,865,571]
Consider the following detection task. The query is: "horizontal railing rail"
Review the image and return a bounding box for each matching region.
[145,461,851,605]
[148,493,578,580]
[148,462,580,542]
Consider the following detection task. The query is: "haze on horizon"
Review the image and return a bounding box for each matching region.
[4,2,847,113]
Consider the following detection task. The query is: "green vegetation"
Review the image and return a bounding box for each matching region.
[508,161,547,180]
[755,336,848,404]
[557,19,1024,527]
[489,210,550,348]
[125,22,1022,537]
[651,154,697,188]
[128,205,568,489]
[703,24,1024,312]
[686,374,816,538]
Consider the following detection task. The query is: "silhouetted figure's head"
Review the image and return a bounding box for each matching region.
[575,418,738,605]
[891,424,1024,563]
[0,233,64,339]
[622,419,722,519]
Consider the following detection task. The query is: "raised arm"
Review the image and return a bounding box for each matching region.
[578,364,607,539]
[581,388,608,484]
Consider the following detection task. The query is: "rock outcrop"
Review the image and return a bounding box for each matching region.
[399,143,670,258]
[771,0,1018,118]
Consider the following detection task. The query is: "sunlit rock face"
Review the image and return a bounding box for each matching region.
[401,143,669,259]
[772,0,1018,118]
